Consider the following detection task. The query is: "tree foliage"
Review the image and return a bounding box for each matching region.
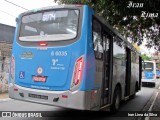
[157,63,160,69]
[141,54,151,61]
[54,0,160,51]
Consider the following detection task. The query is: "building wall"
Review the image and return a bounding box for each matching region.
[152,52,160,65]
[0,56,10,93]
[0,24,15,94]
[0,53,10,93]
[0,42,12,93]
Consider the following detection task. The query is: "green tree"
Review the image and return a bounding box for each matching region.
[141,54,151,61]
[157,63,160,68]
[54,0,160,51]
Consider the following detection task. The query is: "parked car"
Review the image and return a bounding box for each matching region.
[156,69,160,79]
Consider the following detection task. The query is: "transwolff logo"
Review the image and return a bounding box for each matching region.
[20,51,33,59]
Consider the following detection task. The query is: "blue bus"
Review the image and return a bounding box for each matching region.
[142,61,156,87]
[9,5,142,112]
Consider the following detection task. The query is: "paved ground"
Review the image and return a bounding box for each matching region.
[152,87,160,111]
[149,82,160,120]
[0,93,8,99]
[0,79,160,120]
[0,87,156,120]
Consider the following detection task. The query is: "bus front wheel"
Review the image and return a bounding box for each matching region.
[110,86,121,113]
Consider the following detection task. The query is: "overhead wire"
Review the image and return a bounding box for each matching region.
[1,0,29,18]
[3,0,28,10]
[0,9,16,18]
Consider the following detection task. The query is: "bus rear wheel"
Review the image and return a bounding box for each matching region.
[111,87,121,113]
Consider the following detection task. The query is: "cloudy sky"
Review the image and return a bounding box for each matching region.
[0,0,57,26]
[0,0,155,55]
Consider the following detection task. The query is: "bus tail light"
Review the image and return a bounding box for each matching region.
[70,56,84,90]
[14,88,18,92]
[62,95,68,98]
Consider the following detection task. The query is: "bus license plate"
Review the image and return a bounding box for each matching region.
[33,76,46,82]
[28,93,48,100]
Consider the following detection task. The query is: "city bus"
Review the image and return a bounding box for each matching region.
[142,61,156,87]
[9,5,142,112]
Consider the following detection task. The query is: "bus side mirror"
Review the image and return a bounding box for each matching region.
[142,61,145,72]
[15,18,18,23]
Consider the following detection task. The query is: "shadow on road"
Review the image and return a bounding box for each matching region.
[44,109,113,118]
[142,84,156,88]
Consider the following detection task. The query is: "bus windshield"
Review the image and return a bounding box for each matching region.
[19,9,79,41]
[143,62,153,71]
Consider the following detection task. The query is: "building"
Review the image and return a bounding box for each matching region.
[0,23,15,93]
[151,52,160,70]
[152,52,160,64]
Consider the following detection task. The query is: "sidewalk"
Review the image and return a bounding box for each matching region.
[149,84,160,120]
[0,92,8,99]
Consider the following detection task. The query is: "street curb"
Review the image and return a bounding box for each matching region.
[0,98,12,103]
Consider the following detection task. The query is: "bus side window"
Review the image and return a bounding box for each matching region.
[92,19,103,59]
[113,37,126,66]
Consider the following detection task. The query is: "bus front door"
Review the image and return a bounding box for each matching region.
[100,33,112,107]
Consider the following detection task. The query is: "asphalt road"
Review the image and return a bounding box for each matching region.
[0,80,159,120]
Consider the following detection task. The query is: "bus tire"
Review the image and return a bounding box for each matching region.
[110,86,121,113]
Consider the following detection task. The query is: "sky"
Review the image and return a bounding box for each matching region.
[0,0,155,55]
[0,0,57,26]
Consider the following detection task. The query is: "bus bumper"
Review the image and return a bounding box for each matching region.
[142,79,156,83]
[9,84,92,110]
[142,79,156,86]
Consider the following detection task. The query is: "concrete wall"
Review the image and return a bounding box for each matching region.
[0,56,10,93]
[0,24,15,94]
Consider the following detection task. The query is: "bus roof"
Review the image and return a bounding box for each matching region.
[20,5,83,16]
[144,61,156,63]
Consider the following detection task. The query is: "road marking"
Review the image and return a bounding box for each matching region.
[145,92,159,120]
[0,98,11,102]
